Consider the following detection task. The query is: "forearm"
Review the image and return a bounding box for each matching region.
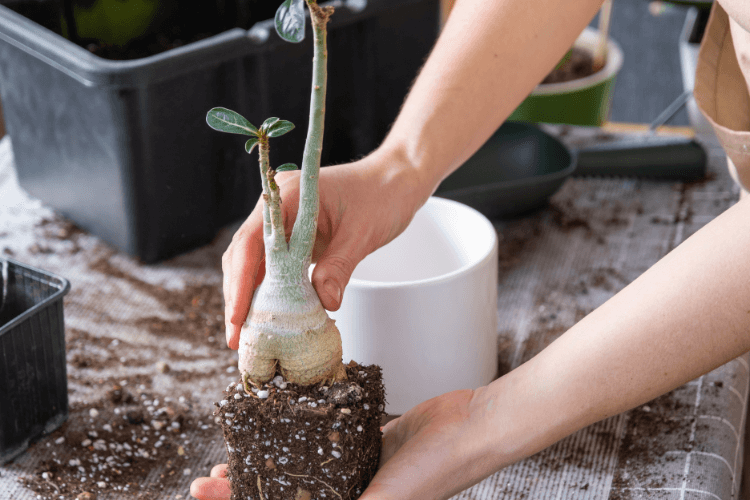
[377,0,605,200]
[480,196,750,467]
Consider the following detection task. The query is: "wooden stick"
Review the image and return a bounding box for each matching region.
[592,0,613,72]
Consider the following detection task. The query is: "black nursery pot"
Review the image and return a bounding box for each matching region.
[0,259,70,464]
[217,364,385,500]
[0,0,439,263]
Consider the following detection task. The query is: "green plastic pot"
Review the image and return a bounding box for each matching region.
[508,27,624,126]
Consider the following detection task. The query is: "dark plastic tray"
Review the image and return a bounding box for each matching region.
[436,122,706,219]
[436,122,576,218]
[0,0,439,262]
[0,258,70,464]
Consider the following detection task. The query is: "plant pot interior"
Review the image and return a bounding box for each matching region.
[0,259,59,327]
[542,46,598,85]
[3,0,279,59]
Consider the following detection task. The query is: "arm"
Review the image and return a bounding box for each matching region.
[362,196,750,500]
[377,0,606,193]
[483,195,750,464]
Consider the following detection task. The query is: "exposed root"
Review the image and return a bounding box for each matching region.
[287,473,342,500]
[323,363,348,385]
[242,372,254,394]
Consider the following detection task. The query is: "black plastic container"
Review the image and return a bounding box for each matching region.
[0,259,70,464]
[0,0,439,262]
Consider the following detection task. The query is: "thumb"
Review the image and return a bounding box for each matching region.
[312,235,369,311]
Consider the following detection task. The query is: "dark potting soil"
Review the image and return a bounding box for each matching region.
[20,385,220,499]
[217,363,385,500]
[88,253,226,346]
[542,47,597,85]
[7,0,279,61]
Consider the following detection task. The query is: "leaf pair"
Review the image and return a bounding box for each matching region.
[206,108,298,171]
[206,108,295,153]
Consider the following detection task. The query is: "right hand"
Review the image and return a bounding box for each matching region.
[222,151,431,349]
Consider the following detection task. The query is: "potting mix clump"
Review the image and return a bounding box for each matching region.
[217,362,385,500]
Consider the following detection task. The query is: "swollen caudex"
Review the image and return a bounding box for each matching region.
[238,276,343,386]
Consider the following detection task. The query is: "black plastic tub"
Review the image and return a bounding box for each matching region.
[0,258,70,464]
[0,0,439,262]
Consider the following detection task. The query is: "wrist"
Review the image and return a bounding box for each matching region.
[364,144,439,220]
[468,382,533,470]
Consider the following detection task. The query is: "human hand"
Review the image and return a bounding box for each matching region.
[222,151,430,349]
[359,388,501,500]
[190,464,230,500]
[190,388,503,500]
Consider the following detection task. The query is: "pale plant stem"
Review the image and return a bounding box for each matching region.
[258,138,288,269]
[257,139,273,238]
[289,1,330,265]
[238,2,343,386]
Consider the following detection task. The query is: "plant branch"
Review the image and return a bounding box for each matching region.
[258,137,288,259]
[289,1,333,264]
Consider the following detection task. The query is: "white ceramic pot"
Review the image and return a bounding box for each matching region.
[328,197,498,415]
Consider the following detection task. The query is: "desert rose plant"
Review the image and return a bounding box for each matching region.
[207,4,384,498]
[206,0,344,388]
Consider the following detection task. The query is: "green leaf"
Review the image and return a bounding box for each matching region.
[275,163,298,172]
[261,117,280,133]
[245,137,260,153]
[275,0,305,43]
[206,108,258,136]
[267,120,295,138]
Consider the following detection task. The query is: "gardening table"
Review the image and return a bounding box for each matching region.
[0,125,747,499]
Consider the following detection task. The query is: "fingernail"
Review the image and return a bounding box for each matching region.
[226,323,236,344]
[323,279,341,306]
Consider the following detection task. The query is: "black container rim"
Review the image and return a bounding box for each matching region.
[0,0,424,88]
[0,258,71,338]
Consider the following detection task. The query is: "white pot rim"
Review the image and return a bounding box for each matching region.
[347,197,498,290]
[530,26,624,96]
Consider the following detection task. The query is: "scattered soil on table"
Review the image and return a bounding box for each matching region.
[36,216,85,246]
[542,47,598,85]
[497,330,517,376]
[218,363,385,500]
[549,197,633,235]
[609,390,697,499]
[88,254,224,345]
[496,219,542,271]
[19,385,220,499]
[22,215,87,256]
[66,328,141,371]
[565,267,627,296]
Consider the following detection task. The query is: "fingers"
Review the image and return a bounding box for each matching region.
[189,477,231,500]
[189,465,229,500]
[222,210,265,350]
[210,464,228,478]
[379,417,403,467]
[311,230,371,311]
